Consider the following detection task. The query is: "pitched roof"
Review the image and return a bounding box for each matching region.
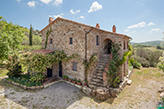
[33,49,54,54]
[40,17,131,39]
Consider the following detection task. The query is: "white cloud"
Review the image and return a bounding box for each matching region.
[27,1,35,7]
[148,22,155,26]
[148,28,160,33]
[124,30,129,32]
[141,3,144,6]
[40,0,52,4]
[70,9,81,14]
[60,13,64,15]
[53,0,63,6]
[80,16,84,19]
[132,31,135,33]
[53,15,63,18]
[88,1,102,13]
[16,0,21,3]
[127,22,146,29]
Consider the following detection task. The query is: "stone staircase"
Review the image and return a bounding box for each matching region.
[89,54,110,89]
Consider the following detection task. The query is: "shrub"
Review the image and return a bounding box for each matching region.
[148,51,162,67]
[132,55,150,67]
[158,52,164,72]
[129,58,141,69]
[6,54,22,77]
[30,73,46,83]
[63,76,68,79]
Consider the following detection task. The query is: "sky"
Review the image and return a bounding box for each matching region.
[0,0,164,42]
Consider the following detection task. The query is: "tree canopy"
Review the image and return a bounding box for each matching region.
[0,16,25,61]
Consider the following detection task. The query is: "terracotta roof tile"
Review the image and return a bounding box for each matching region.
[33,49,54,54]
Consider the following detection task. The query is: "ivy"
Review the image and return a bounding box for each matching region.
[21,50,80,74]
[83,53,98,74]
[119,44,133,65]
[107,42,121,87]
[44,28,52,49]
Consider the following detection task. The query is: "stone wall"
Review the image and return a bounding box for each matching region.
[41,18,130,83]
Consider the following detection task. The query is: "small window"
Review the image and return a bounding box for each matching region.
[96,35,99,45]
[70,38,73,44]
[124,40,125,50]
[73,62,77,71]
[50,39,53,44]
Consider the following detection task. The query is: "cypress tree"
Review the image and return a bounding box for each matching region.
[29,24,33,46]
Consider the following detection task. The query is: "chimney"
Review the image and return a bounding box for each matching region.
[112,25,116,33]
[49,17,54,24]
[96,23,100,28]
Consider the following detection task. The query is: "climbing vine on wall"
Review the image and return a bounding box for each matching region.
[107,42,132,87]
[44,28,52,49]
[83,53,98,75]
[21,50,79,74]
[119,44,133,65]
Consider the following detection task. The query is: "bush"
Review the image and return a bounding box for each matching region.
[6,54,22,77]
[132,55,150,67]
[148,51,162,67]
[129,58,141,69]
[158,52,164,72]
[30,73,46,83]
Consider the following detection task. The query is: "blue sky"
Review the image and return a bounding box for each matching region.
[0,0,164,42]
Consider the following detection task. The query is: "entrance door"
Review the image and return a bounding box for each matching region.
[59,61,62,77]
[47,68,52,77]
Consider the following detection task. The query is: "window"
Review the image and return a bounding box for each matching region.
[70,38,73,44]
[124,40,125,50]
[96,35,99,45]
[73,62,77,71]
[50,39,53,44]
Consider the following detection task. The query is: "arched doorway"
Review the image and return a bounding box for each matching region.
[103,39,112,54]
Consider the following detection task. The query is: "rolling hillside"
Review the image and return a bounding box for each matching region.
[131,40,164,47]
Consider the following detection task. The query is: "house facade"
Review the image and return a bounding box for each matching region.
[40,17,131,87]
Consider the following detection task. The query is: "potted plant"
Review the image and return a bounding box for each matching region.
[68,78,72,82]
[77,80,82,85]
[84,80,87,86]
[72,78,77,84]
[63,76,68,81]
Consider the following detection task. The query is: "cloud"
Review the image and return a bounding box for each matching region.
[53,15,63,18]
[127,22,146,29]
[148,22,155,26]
[53,0,63,6]
[88,1,102,13]
[70,9,81,14]
[40,0,52,4]
[124,30,129,32]
[148,28,160,33]
[60,13,64,15]
[80,16,84,19]
[16,0,21,3]
[132,31,135,33]
[27,1,35,7]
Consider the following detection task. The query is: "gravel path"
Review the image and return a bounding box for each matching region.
[0,68,163,109]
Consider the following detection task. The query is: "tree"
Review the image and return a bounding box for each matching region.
[0,16,25,61]
[29,24,33,46]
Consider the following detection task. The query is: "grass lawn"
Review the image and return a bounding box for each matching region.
[0,69,8,77]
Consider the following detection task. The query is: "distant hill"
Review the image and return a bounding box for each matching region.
[131,40,164,47]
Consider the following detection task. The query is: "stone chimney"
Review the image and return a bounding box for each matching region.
[112,25,116,33]
[49,17,54,24]
[96,23,100,28]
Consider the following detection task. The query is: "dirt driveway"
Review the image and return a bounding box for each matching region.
[0,68,163,109]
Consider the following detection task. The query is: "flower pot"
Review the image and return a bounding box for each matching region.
[77,82,82,85]
[64,78,68,81]
[84,82,87,86]
[72,81,76,84]
[68,79,72,82]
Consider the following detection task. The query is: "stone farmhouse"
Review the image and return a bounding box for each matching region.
[38,17,131,88]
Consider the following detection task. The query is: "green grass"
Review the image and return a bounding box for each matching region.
[0,69,8,77]
[21,45,42,53]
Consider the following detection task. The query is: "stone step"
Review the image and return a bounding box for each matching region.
[98,63,106,66]
[96,68,104,71]
[92,78,102,83]
[96,83,104,87]
[97,76,103,80]
[96,70,104,73]
[97,65,105,68]
[95,73,103,76]
[90,81,97,85]
[88,84,96,89]
[99,60,108,63]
